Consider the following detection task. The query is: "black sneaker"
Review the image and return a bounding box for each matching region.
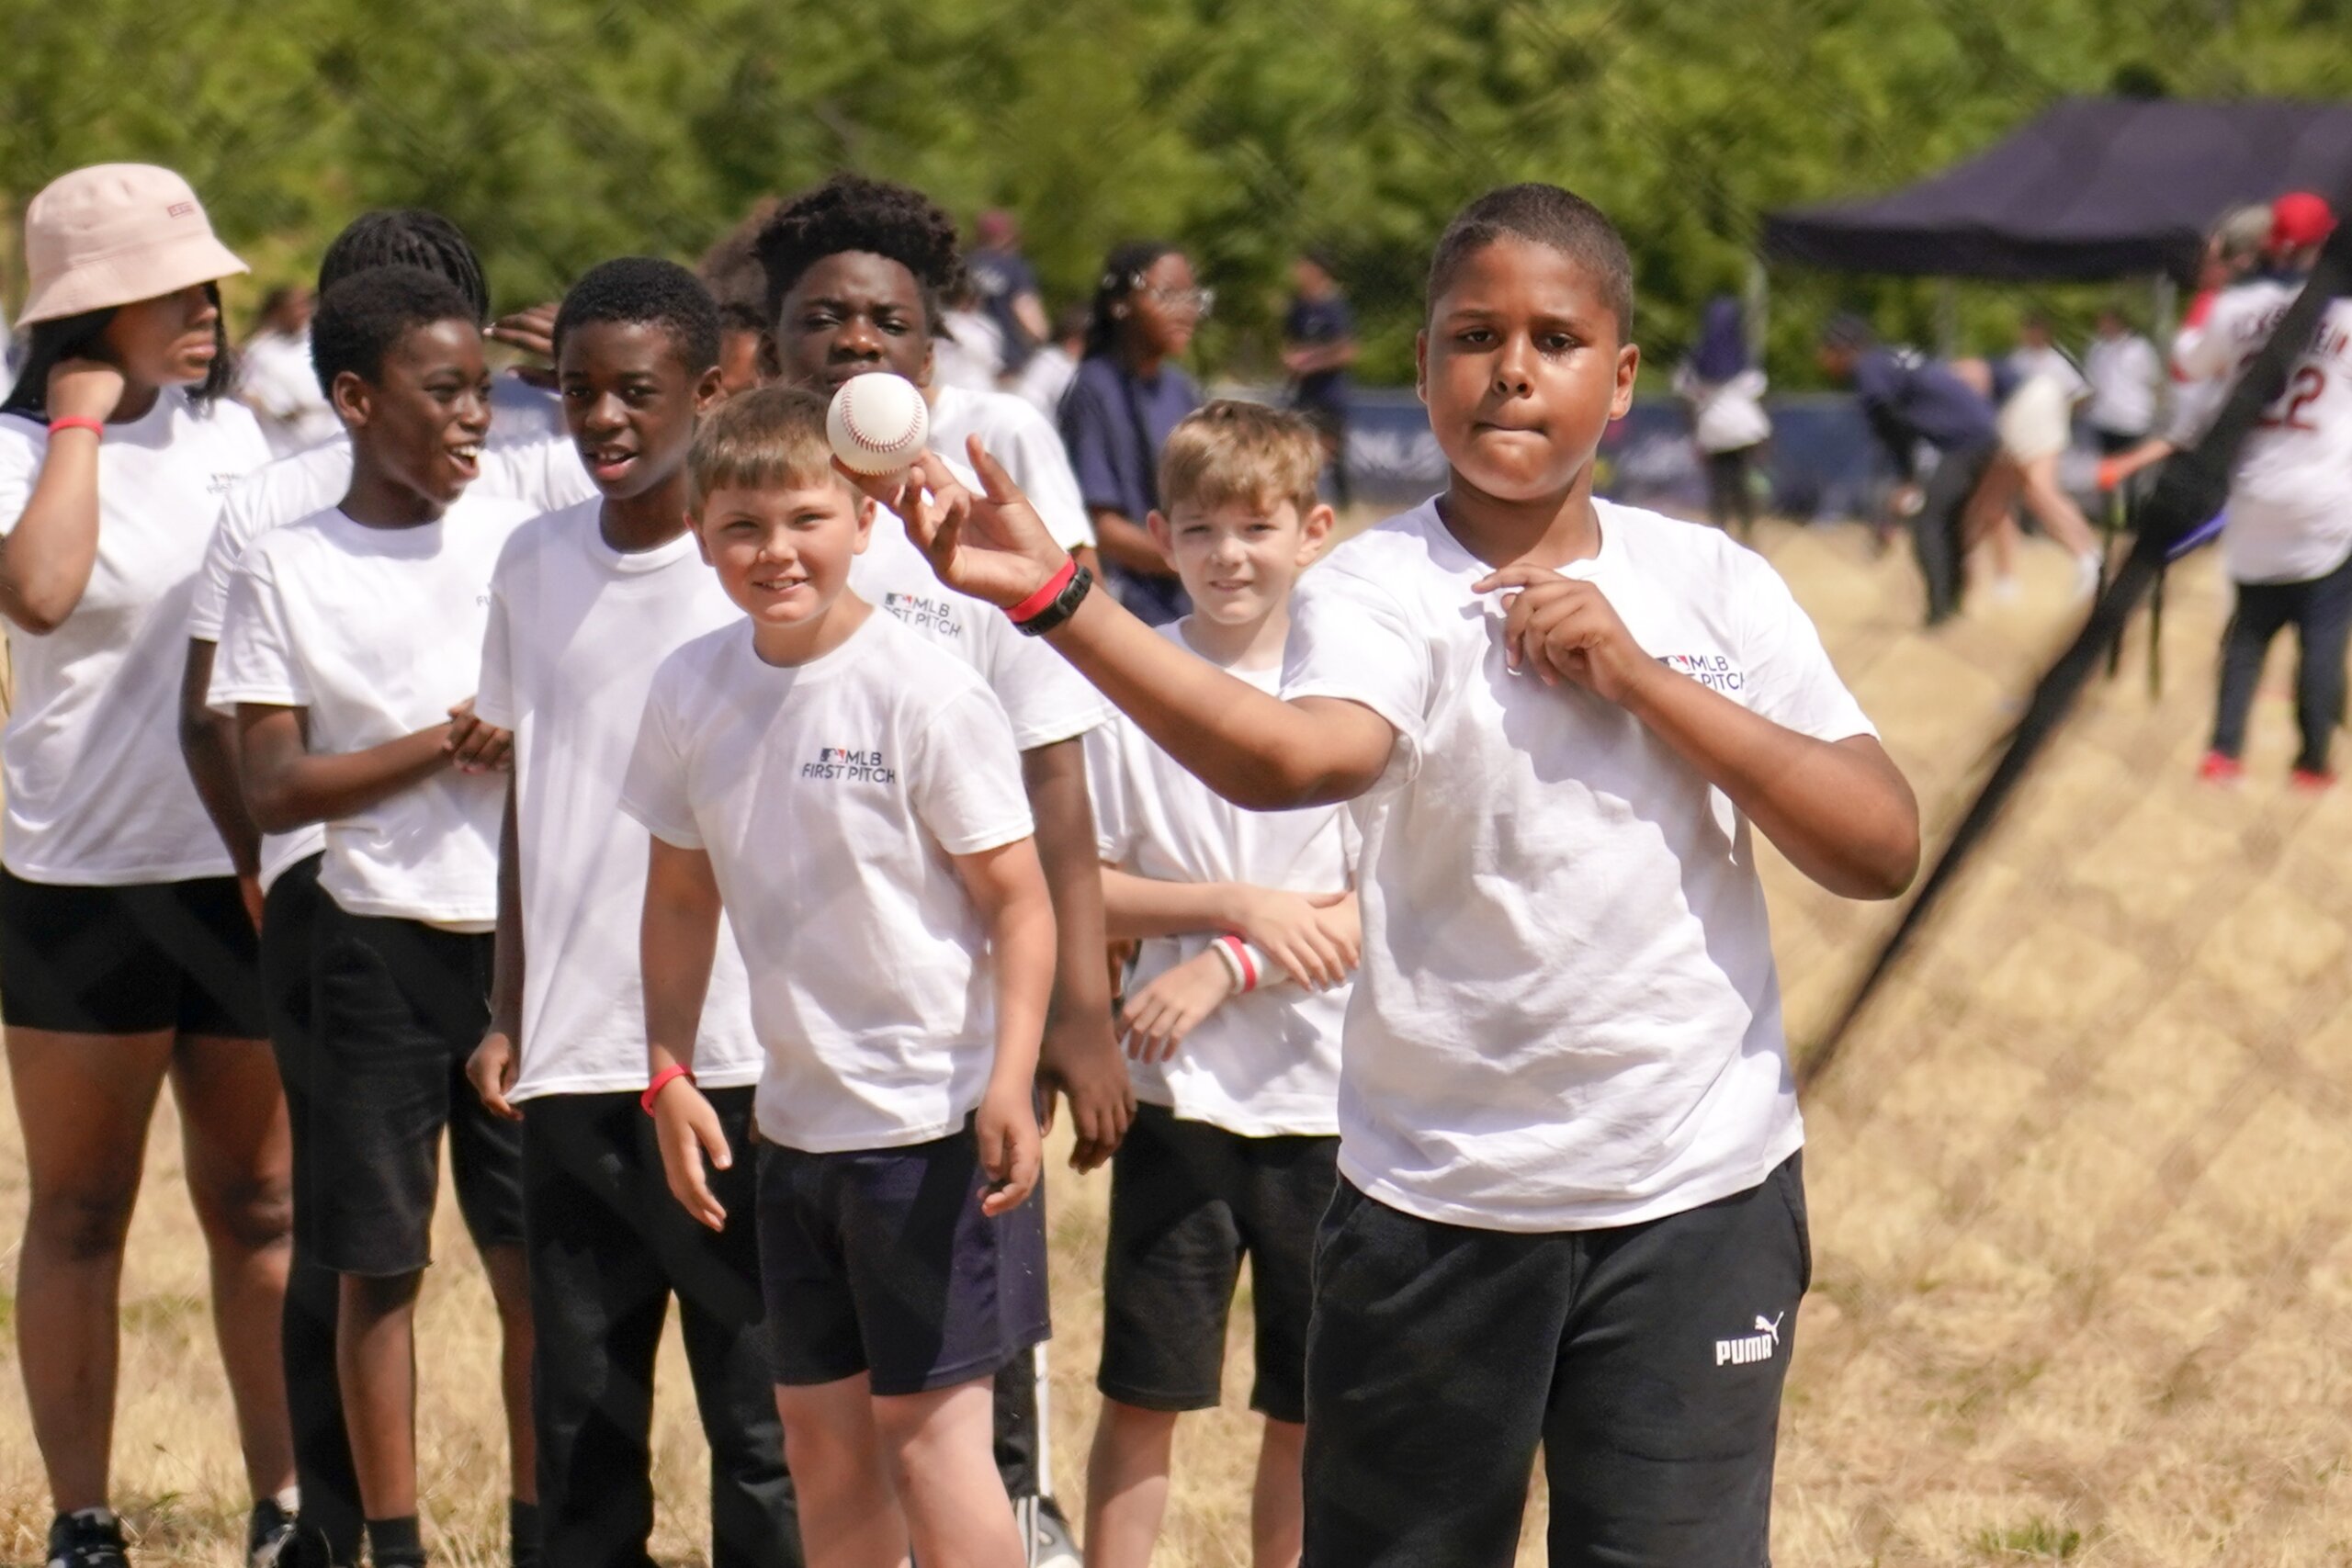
[247,1498,299,1567]
[46,1508,130,1568]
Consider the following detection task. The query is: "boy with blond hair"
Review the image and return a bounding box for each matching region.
[628,388,1053,1568]
[1080,402,1355,1568]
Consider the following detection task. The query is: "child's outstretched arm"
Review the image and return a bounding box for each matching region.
[642,836,731,1231]
[854,447,1395,812]
[951,836,1054,1216]
[1479,564,1919,900]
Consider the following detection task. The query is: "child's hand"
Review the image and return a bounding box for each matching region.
[1119,950,1237,1063]
[650,1077,733,1231]
[1232,886,1354,989]
[976,1081,1042,1216]
[487,303,560,389]
[445,698,514,773]
[842,445,1070,611]
[1311,891,1363,975]
[1473,566,1657,705]
[46,357,127,424]
[466,1029,523,1122]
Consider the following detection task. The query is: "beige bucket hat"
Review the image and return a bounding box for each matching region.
[17,164,248,325]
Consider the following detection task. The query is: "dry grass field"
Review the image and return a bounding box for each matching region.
[6,519,2352,1565]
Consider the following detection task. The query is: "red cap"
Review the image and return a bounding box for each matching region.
[2270,191,2336,253]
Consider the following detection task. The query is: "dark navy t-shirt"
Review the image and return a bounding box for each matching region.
[1852,347,1999,478]
[967,246,1040,367]
[1058,354,1203,625]
[1284,294,1354,411]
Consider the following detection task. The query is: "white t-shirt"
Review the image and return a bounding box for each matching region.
[2175,279,2352,583]
[239,329,342,457]
[1281,498,1876,1233]
[187,427,594,891]
[852,506,1109,750]
[933,310,1006,393]
[2084,333,2161,437]
[1012,344,1079,424]
[209,494,537,926]
[1089,623,1351,1136]
[474,503,763,1100]
[619,609,1035,1152]
[928,382,1096,548]
[2007,344,2086,402]
[0,392,272,885]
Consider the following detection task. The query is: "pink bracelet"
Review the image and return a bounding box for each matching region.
[47,416,104,439]
[1006,557,1079,625]
[640,1063,696,1115]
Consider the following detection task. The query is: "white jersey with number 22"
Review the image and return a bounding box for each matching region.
[2177,279,2352,582]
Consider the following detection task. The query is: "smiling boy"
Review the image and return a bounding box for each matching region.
[626,387,1051,1568]
[209,265,540,1568]
[859,184,1919,1566]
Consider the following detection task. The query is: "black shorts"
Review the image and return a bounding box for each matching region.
[0,868,265,1038]
[756,1120,1050,1396]
[1100,1103,1336,1424]
[1304,1154,1809,1568]
[309,899,525,1277]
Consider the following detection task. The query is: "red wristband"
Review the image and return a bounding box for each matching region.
[1216,933,1260,993]
[640,1063,695,1115]
[1007,557,1079,625]
[47,416,104,439]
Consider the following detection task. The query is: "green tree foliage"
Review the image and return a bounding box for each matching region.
[3,0,2347,384]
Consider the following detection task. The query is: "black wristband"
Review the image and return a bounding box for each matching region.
[1013,563,1093,637]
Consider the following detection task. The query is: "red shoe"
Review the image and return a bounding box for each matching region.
[2291,766,2336,793]
[2199,751,2245,784]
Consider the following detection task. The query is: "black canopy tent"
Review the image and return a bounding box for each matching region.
[1762,97,2352,283]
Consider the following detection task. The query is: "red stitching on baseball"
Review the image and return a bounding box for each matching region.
[841,385,923,459]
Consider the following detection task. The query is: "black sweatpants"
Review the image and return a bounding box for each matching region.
[259,852,364,1565]
[1914,441,1997,625]
[2211,548,2352,775]
[1303,1156,1809,1568]
[524,1088,800,1568]
[1703,445,1763,535]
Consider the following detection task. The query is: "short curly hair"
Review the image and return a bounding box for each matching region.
[753,174,967,334]
[310,265,479,396]
[552,257,721,375]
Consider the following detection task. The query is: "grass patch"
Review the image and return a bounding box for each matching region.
[1974,1518,2084,1559]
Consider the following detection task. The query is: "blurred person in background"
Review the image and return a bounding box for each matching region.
[1061,241,1207,624]
[2084,305,2161,457]
[1672,294,1770,536]
[2099,204,2282,494]
[1282,249,1358,510]
[1013,302,1088,421]
[1819,313,2009,626]
[968,208,1050,372]
[239,284,339,457]
[697,197,781,399]
[2175,192,2352,788]
[0,162,290,1568]
[1984,313,2103,600]
[935,272,1009,392]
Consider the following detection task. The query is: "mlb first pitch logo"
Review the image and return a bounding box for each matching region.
[804,747,896,784]
[882,591,963,637]
[1658,651,1745,694]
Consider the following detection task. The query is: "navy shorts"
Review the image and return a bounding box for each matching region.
[756,1119,1050,1396]
[1100,1103,1337,1423]
[0,868,266,1038]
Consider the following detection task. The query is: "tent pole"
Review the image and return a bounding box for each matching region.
[1935,279,1959,357]
[1745,255,1770,361]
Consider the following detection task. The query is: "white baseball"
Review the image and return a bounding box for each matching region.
[826,373,930,475]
